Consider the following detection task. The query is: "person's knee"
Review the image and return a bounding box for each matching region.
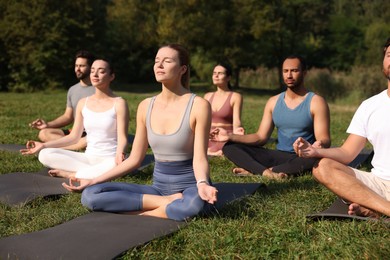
[222,142,238,158]
[166,194,204,221]
[313,158,334,184]
[38,129,50,142]
[38,148,54,166]
[81,187,97,210]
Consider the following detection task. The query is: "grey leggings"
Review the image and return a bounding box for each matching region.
[81,159,206,221]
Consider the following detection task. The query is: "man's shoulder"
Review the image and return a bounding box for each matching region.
[268,92,282,104]
[67,82,82,93]
[362,89,387,105]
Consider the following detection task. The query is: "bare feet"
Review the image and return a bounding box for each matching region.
[207,150,224,157]
[140,193,183,219]
[262,169,288,180]
[348,203,380,218]
[232,167,253,176]
[165,193,183,202]
[48,169,75,178]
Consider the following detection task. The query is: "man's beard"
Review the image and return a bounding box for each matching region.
[76,72,89,80]
[383,67,390,80]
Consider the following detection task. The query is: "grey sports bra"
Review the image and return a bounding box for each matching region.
[146,94,196,161]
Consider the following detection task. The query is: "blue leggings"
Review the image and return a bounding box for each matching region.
[81,160,205,221]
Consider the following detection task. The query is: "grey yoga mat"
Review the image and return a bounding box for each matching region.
[0,182,263,259]
[0,144,25,153]
[0,154,155,206]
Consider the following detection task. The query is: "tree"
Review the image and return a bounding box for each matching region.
[0,0,109,92]
[245,0,332,88]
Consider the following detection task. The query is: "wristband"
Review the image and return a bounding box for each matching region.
[196,179,209,187]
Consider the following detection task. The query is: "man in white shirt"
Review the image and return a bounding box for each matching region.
[294,38,390,218]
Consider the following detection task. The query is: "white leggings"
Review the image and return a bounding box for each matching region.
[38,148,116,179]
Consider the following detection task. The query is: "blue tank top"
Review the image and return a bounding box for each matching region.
[146,94,196,161]
[272,92,315,152]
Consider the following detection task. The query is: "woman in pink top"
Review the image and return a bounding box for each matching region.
[204,62,244,156]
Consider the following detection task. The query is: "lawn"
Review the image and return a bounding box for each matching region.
[0,86,388,259]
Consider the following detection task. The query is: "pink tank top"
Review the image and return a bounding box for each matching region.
[209,92,234,125]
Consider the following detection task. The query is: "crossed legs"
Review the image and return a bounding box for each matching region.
[313,158,390,217]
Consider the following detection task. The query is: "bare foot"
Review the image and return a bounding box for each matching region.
[262,169,288,180]
[166,193,183,202]
[48,169,75,178]
[348,203,380,218]
[232,167,253,176]
[140,193,183,219]
[207,150,224,157]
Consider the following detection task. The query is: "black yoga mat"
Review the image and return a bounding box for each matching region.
[306,198,376,221]
[0,168,68,206]
[0,182,263,259]
[348,148,373,168]
[306,198,390,223]
[212,182,264,211]
[0,154,155,206]
[0,213,185,260]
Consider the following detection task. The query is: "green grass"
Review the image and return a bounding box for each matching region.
[0,86,388,259]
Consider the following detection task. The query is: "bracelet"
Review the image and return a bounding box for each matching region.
[196,179,209,187]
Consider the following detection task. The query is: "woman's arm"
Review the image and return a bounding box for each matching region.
[115,98,130,164]
[231,92,244,134]
[191,97,218,203]
[63,99,150,191]
[21,99,86,155]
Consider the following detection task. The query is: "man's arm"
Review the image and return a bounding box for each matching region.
[296,134,367,165]
[311,95,331,148]
[229,95,277,145]
[45,107,74,128]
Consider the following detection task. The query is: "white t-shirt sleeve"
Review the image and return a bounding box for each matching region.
[346,102,368,138]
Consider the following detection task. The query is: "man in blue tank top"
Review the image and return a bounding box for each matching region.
[29,50,95,150]
[210,55,331,179]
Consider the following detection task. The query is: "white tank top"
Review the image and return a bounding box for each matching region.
[82,97,119,157]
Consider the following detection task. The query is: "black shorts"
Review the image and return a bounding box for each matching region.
[62,129,87,137]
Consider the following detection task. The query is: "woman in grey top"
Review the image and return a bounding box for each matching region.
[64,44,218,221]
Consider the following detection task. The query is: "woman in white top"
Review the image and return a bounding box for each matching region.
[21,59,129,179]
[63,44,217,221]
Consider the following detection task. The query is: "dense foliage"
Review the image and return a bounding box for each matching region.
[0,0,389,91]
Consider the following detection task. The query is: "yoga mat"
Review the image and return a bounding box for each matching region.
[0,182,263,259]
[0,168,68,206]
[0,154,155,206]
[0,144,25,153]
[0,213,185,259]
[212,182,264,211]
[306,198,373,221]
[348,148,373,168]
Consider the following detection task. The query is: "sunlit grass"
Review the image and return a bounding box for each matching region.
[0,87,388,259]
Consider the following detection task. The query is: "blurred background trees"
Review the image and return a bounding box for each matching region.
[1,0,389,99]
